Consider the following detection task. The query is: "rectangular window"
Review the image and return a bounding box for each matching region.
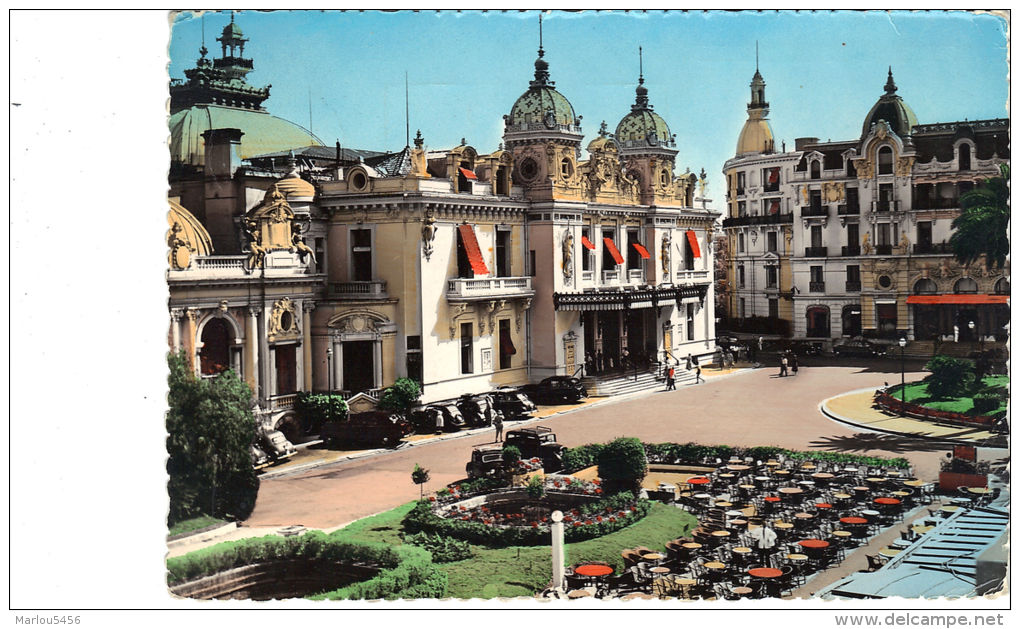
[498,319,514,370]
[766,265,778,288]
[738,298,746,319]
[811,225,823,248]
[686,303,695,341]
[878,183,894,211]
[581,227,591,271]
[767,231,778,253]
[738,200,747,216]
[351,228,372,281]
[273,344,297,395]
[762,167,780,193]
[626,228,641,270]
[406,335,422,384]
[496,229,511,277]
[846,265,860,283]
[810,266,824,283]
[314,237,325,274]
[737,233,745,253]
[768,298,779,319]
[460,323,473,374]
[846,187,859,211]
[877,223,890,246]
[738,264,745,287]
[810,189,823,212]
[917,221,932,250]
[603,229,617,271]
[846,223,859,248]
[736,171,746,195]
[529,250,536,277]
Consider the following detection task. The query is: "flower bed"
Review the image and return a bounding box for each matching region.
[873,391,997,426]
[405,481,649,547]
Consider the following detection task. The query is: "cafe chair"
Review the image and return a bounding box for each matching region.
[863,554,886,573]
[564,571,590,591]
[604,569,647,596]
[621,549,641,568]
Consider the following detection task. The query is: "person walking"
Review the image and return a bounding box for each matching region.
[493,412,503,442]
[685,353,693,370]
[779,354,788,377]
[596,350,604,374]
[666,365,676,390]
[790,354,799,376]
[695,363,703,384]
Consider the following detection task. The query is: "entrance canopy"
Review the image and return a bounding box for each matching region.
[906,295,1007,305]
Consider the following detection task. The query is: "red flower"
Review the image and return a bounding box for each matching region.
[593,479,601,485]
[542,517,548,522]
[609,517,616,523]
[585,520,593,525]
[573,522,582,527]
[429,496,436,502]
[595,489,602,494]
[596,516,603,522]
[532,522,539,528]
[618,511,626,517]
[460,506,466,511]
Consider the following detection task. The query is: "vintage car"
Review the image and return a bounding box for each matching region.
[520,376,588,405]
[250,442,271,470]
[465,444,506,480]
[259,429,297,461]
[320,411,412,448]
[490,387,538,421]
[456,393,500,427]
[408,404,467,433]
[503,426,567,472]
[833,338,887,358]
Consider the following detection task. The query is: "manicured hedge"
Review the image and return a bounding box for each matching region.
[563,441,910,472]
[403,492,651,547]
[167,531,446,600]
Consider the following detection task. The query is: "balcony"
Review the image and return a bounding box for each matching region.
[837,204,860,216]
[845,281,862,292]
[841,246,861,256]
[721,213,794,228]
[581,270,595,282]
[674,269,711,283]
[802,204,829,217]
[804,246,828,257]
[913,242,953,255]
[872,200,900,213]
[446,276,534,302]
[601,270,621,283]
[809,281,826,292]
[913,198,960,211]
[269,394,297,411]
[627,269,645,283]
[330,280,389,299]
[874,244,893,255]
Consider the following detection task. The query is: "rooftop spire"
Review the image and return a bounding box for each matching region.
[633,46,650,110]
[756,40,759,72]
[639,46,644,85]
[885,66,898,94]
[530,12,552,88]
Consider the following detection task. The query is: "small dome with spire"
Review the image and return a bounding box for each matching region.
[861,67,918,138]
[507,15,577,129]
[735,54,775,156]
[614,48,673,150]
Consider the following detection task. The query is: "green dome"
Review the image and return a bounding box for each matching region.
[616,109,671,146]
[222,21,244,39]
[509,85,576,127]
[169,104,324,166]
[861,68,917,138]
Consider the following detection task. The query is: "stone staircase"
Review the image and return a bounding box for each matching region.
[581,367,696,397]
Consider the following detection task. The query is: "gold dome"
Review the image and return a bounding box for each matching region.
[274,174,315,200]
[167,198,213,270]
[736,110,774,156]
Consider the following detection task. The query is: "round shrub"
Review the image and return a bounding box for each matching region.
[597,437,648,496]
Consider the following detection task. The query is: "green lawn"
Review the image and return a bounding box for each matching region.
[168,515,229,538]
[888,375,1008,415]
[329,501,697,599]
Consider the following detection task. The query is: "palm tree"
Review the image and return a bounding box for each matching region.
[950,164,1009,270]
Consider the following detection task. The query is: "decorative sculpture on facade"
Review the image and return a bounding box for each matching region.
[243,185,296,271]
[861,232,873,255]
[268,297,300,341]
[562,231,574,283]
[660,233,671,278]
[421,208,436,260]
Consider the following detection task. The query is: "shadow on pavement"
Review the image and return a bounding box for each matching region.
[809,432,954,454]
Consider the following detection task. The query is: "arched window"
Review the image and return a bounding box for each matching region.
[877,146,893,175]
[810,160,821,179]
[954,277,978,294]
[959,143,971,171]
[200,318,232,376]
[994,277,1010,295]
[913,278,938,295]
[806,305,831,338]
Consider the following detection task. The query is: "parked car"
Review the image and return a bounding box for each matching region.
[520,376,588,405]
[259,429,297,461]
[456,393,500,427]
[408,403,467,433]
[503,426,567,472]
[490,387,538,421]
[320,411,412,448]
[251,443,271,470]
[465,445,506,480]
[833,338,887,358]
[787,341,825,356]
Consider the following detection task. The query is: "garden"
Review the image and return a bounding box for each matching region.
[879,355,1009,425]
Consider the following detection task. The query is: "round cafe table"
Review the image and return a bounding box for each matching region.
[833,492,852,500]
[728,464,751,472]
[729,519,748,529]
[940,505,960,514]
[814,502,833,510]
[840,516,867,525]
[874,497,901,506]
[649,566,671,575]
[861,509,880,521]
[567,589,592,599]
[754,475,771,484]
[879,547,901,559]
[967,487,992,496]
[642,553,665,562]
[732,546,753,555]
[731,586,754,598]
[902,479,925,488]
[798,539,830,550]
[704,561,726,571]
[892,490,911,498]
[739,484,757,491]
[725,509,745,518]
[778,487,803,495]
[682,542,703,550]
[886,470,902,477]
[774,470,791,477]
[748,567,783,579]
[852,486,871,496]
[797,480,816,487]
[765,461,781,468]
[811,472,834,480]
[763,496,782,503]
[688,477,711,485]
[712,530,732,539]
[865,477,887,485]
[717,473,736,480]
[774,521,794,531]
[715,501,734,508]
[786,553,808,562]
[575,564,614,577]
[694,493,712,501]
[831,530,853,540]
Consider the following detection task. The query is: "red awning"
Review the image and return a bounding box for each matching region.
[459,167,477,180]
[500,327,517,356]
[768,167,780,184]
[580,235,596,250]
[685,229,701,258]
[603,237,624,265]
[458,224,490,275]
[769,199,781,215]
[906,294,1008,305]
[632,242,651,259]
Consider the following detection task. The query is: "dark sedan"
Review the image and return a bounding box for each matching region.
[520,376,588,405]
[833,338,887,358]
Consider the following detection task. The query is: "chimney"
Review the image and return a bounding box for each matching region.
[202,128,244,177]
[794,137,819,151]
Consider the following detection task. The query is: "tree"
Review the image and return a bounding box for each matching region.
[597,437,648,496]
[923,355,975,400]
[166,351,260,525]
[411,463,430,500]
[950,164,1009,270]
[295,392,348,431]
[378,378,423,415]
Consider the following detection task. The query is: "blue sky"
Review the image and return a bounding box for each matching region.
[170,10,1007,196]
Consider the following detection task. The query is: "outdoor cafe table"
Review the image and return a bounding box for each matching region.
[798,539,830,550]
[682,542,703,550]
[694,493,712,501]
[786,553,808,563]
[879,547,901,560]
[649,566,671,575]
[731,586,755,598]
[774,521,795,531]
[754,475,772,484]
[794,512,816,522]
[728,464,752,472]
[865,477,888,485]
[575,564,614,577]
[891,490,911,498]
[966,487,992,496]
[712,530,732,540]
[831,530,853,541]
[940,505,960,515]
[852,486,871,496]
[567,589,593,599]
[874,497,901,507]
[766,461,781,468]
[763,496,782,503]
[688,477,711,486]
[774,470,792,478]
[778,487,804,496]
[729,519,748,529]
[840,516,868,526]
[832,493,852,505]
[731,546,754,556]
[800,464,817,470]
[642,553,665,563]
[902,479,925,488]
[715,501,734,508]
[673,578,698,598]
[861,509,881,522]
[814,502,833,510]
[704,561,727,571]
[842,467,859,474]
[717,473,736,481]
[748,567,783,592]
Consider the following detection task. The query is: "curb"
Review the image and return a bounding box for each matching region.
[167,521,238,550]
[818,388,1006,447]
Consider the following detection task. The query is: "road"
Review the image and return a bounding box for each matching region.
[244,360,961,530]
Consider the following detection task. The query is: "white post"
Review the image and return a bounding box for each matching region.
[551,510,565,592]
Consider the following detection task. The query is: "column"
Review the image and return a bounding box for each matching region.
[333,339,343,394]
[550,510,565,592]
[169,309,183,351]
[185,309,199,373]
[373,340,383,389]
[302,302,315,392]
[246,306,260,395]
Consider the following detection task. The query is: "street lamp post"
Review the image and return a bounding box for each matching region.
[898,337,907,416]
[326,346,333,394]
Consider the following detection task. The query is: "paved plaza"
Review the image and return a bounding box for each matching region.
[240,360,1001,532]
